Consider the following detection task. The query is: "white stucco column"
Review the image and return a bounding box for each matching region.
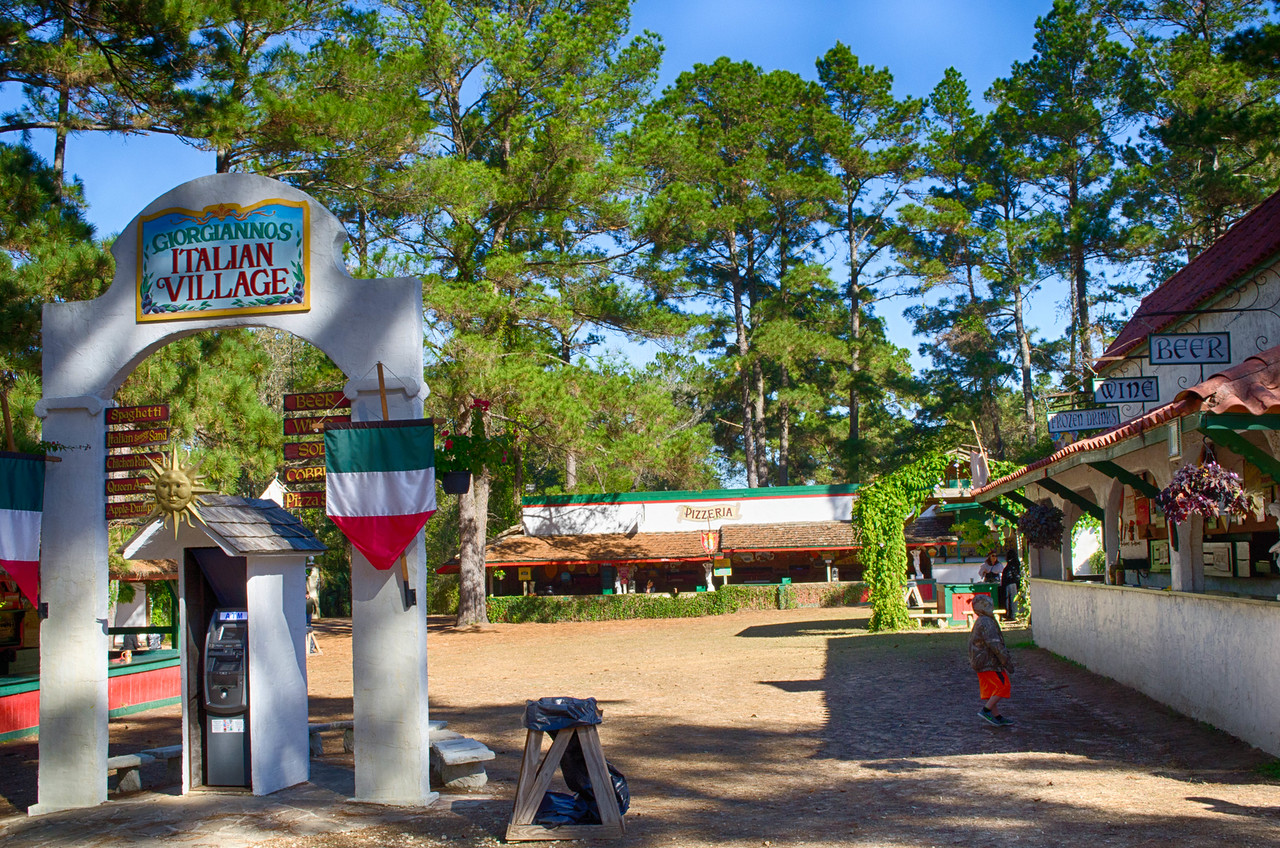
[348,379,435,806]
[30,398,110,813]
[1102,480,1124,585]
[1170,515,1205,593]
[247,555,310,795]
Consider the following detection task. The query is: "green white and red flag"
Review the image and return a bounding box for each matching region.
[0,452,44,606]
[324,420,436,570]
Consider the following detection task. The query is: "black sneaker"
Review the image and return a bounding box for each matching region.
[995,715,1015,726]
[978,709,1000,725]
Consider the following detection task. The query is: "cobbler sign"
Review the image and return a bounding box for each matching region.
[137,199,310,322]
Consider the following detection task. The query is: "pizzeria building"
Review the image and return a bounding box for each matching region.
[440,481,999,596]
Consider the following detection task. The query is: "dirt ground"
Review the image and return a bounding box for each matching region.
[2,606,1278,847]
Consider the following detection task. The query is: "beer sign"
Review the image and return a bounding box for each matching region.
[284,390,350,411]
[1148,332,1231,366]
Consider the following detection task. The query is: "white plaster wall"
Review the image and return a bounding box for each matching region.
[247,556,309,795]
[523,491,855,536]
[1030,578,1280,756]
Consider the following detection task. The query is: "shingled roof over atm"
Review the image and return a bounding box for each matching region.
[121,494,325,559]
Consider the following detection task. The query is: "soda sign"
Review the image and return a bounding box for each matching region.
[1094,376,1159,405]
[284,441,325,461]
[137,199,310,322]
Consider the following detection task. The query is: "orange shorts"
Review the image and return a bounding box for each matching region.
[977,670,1012,700]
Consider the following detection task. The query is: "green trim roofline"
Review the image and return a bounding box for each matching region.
[524,483,858,508]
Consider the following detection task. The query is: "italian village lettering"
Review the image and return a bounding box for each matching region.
[138,200,309,322]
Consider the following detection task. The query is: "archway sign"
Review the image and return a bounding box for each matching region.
[32,174,432,812]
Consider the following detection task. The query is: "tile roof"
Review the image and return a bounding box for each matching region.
[904,513,958,545]
[196,494,327,555]
[1100,188,1280,366]
[470,531,714,567]
[719,521,856,550]
[976,344,1280,495]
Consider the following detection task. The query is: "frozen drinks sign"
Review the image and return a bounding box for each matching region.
[136,199,309,322]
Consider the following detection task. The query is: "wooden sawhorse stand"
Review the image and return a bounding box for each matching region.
[506,723,624,841]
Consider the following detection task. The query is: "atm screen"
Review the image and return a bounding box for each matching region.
[218,624,244,641]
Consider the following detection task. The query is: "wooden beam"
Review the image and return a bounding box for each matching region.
[1087,460,1160,498]
[1035,477,1105,521]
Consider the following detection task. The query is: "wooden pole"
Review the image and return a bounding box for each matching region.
[376,362,416,609]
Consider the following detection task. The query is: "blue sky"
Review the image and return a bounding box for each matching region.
[33,0,1055,365]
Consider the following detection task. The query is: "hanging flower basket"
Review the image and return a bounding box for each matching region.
[440,470,472,495]
[1155,461,1248,524]
[1017,503,1064,550]
[435,399,512,493]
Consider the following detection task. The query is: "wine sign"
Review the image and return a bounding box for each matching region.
[1094,376,1159,405]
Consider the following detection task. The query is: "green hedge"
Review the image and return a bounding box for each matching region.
[488,584,786,623]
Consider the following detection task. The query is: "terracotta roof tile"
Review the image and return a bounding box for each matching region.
[1175,344,1280,415]
[475,531,712,567]
[1100,188,1280,365]
[977,344,1280,495]
[720,522,856,550]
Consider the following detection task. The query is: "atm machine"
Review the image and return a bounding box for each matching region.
[203,608,250,786]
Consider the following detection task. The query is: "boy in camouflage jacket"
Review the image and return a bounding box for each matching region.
[968,594,1014,726]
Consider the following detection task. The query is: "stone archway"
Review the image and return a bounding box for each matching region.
[33,174,431,812]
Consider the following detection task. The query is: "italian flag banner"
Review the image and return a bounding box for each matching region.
[324,420,437,570]
[0,452,44,606]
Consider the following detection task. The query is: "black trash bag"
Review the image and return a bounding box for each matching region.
[558,730,631,821]
[534,791,593,827]
[523,696,601,732]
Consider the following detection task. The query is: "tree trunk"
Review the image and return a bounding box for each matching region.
[732,272,757,487]
[1070,173,1092,386]
[847,201,861,482]
[456,468,492,627]
[0,384,14,451]
[1012,283,1036,444]
[752,358,768,486]
[778,367,790,486]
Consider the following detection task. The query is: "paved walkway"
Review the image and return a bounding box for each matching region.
[1,608,1277,847]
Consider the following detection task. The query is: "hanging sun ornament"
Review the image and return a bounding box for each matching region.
[142,446,215,536]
